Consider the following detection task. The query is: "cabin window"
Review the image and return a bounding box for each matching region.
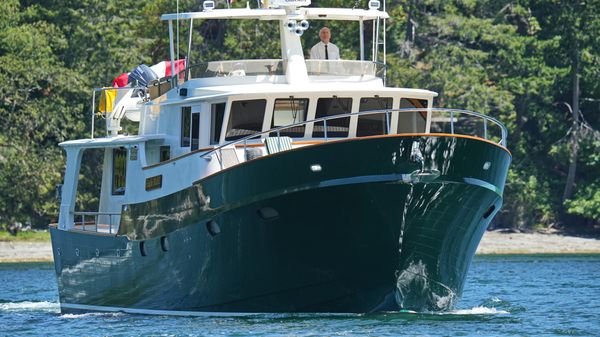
[191,112,200,150]
[145,175,163,191]
[180,106,192,147]
[112,148,127,195]
[271,98,308,137]
[397,98,428,133]
[225,99,267,141]
[357,97,393,137]
[312,97,352,138]
[211,103,225,144]
[160,146,170,162]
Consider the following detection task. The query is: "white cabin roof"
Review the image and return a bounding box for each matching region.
[161,8,389,22]
[150,83,437,106]
[60,135,166,148]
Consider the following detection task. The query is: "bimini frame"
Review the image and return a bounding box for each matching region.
[161,3,389,85]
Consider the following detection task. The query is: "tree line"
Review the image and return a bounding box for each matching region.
[0,0,598,231]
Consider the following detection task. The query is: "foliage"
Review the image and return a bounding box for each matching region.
[0,0,598,230]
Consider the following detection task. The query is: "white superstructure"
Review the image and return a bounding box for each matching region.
[56,1,443,233]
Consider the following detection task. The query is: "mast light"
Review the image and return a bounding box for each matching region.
[368,1,380,10]
[202,1,215,11]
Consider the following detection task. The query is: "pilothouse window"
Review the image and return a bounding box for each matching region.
[357,97,393,137]
[312,97,352,138]
[271,98,308,137]
[225,99,266,141]
[211,103,225,144]
[398,98,428,133]
[180,107,192,147]
[191,112,200,150]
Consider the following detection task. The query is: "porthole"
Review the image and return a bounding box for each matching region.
[95,248,100,257]
[139,241,147,257]
[75,248,80,257]
[160,236,169,252]
[206,220,221,237]
[258,207,279,220]
[483,205,496,219]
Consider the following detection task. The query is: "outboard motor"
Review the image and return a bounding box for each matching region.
[128,64,158,97]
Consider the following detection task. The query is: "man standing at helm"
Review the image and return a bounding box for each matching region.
[310,27,340,60]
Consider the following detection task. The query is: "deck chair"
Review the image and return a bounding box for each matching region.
[264,136,293,154]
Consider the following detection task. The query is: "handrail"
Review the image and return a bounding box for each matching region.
[201,108,508,164]
[72,211,121,234]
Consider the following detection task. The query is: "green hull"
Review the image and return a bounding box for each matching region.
[51,135,510,313]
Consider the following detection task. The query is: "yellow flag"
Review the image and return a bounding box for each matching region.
[99,89,117,113]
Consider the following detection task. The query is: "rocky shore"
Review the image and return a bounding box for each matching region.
[1,231,600,263]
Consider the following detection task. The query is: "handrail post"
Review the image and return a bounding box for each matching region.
[324,119,328,141]
[483,118,488,140]
[91,90,96,139]
[450,111,455,134]
[385,110,391,134]
[81,214,85,231]
[277,129,281,152]
[95,214,98,232]
[109,214,112,234]
[219,148,223,169]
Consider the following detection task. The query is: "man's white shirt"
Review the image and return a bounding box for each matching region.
[310,42,340,60]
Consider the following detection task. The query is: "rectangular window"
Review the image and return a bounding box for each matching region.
[112,148,127,195]
[357,97,393,137]
[271,98,308,137]
[225,99,267,141]
[191,112,200,150]
[145,175,163,191]
[180,106,191,147]
[397,98,428,133]
[211,103,226,144]
[160,146,170,162]
[312,97,352,138]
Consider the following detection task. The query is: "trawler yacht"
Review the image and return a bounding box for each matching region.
[50,0,511,315]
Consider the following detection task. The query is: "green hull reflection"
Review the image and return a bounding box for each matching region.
[51,135,510,313]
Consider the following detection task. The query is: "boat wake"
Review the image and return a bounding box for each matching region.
[445,306,509,315]
[60,312,125,319]
[0,300,60,313]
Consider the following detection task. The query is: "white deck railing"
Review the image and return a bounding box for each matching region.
[202,108,508,169]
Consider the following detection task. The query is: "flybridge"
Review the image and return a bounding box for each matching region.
[161,2,389,84]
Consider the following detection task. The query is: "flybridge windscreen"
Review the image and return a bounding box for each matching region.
[268,0,311,7]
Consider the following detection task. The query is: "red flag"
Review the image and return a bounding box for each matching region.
[112,73,129,88]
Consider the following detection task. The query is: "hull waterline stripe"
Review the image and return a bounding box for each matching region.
[59,303,357,317]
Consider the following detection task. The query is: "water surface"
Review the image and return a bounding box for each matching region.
[1,255,599,336]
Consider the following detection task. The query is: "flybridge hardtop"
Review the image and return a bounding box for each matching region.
[50,0,511,316]
[160,7,389,21]
[159,0,390,85]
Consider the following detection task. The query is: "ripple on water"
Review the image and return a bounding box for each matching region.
[0,300,60,313]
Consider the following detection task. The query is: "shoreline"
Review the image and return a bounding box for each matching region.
[1,231,600,263]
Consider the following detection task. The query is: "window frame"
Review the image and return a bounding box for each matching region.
[224,99,268,141]
[112,147,127,196]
